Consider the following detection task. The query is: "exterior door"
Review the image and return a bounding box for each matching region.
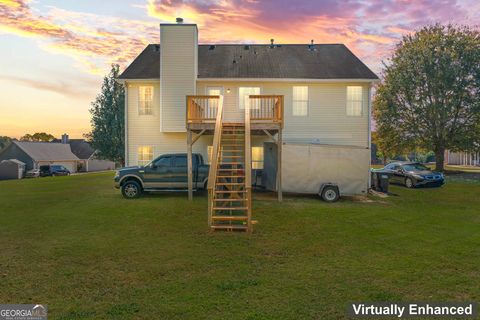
[143,155,173,188]
[206,87,223,119]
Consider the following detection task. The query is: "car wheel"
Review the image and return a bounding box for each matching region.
[121,180,142,199]
[405,177,415,188]
[321,186,340,202]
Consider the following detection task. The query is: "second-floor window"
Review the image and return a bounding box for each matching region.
[139,86,153,115]
[346,86,363,116]
[292,86,308,116]
[137,146,153,166]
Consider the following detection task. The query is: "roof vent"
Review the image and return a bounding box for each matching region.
[308,39,316,51]
[208,45,216,50]
[153,44,160,52]
[233,59,237,64]
[244,45,250,50]
[270,38,275,48]
[176,17,184,24]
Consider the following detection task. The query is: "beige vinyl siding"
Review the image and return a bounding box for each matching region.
[160,25,197,132]
[197,81,370,147]
[126,81,211,166]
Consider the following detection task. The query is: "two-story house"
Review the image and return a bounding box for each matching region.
[117,19,378,231]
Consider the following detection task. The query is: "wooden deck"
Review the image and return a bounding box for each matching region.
[186,95,284,132]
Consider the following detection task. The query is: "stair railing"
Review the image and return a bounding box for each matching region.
[244,97,253,232]
[207,95,224,227]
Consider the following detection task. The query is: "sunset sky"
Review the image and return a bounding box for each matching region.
[1,0,479,139]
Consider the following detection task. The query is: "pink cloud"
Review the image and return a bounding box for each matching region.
[0,0,478,75]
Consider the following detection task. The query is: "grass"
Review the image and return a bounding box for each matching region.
[0,172,479,319]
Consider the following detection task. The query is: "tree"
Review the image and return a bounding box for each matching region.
[87,64,125,165]
[374,24,480,171]
[0,136,12,151]
[20,132,55,142]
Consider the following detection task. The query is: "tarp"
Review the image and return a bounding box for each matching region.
[263,142,370,196]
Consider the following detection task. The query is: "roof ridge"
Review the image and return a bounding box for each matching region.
[150,43,345,46]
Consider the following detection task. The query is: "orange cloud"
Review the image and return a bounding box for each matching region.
[0,0,156,74]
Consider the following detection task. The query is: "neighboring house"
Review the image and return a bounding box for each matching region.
[0,141,79,172]
[445,150,480,166]
[53,134,116,172]
[117,20,378,168]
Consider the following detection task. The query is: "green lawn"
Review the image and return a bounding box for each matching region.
[0,173,479,319]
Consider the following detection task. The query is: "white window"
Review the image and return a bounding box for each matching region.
[206,87,223,96]
[238,87,260,109]
[252,147,264,169]
[138,86,153,115]
[137,146,153,166]
[292,86,308,116]
[346,86,363,116]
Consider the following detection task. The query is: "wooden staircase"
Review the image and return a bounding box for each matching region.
[208,101,253,232]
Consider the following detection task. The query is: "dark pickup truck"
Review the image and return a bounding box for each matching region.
[114,153,209,198]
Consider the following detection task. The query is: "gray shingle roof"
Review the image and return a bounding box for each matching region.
[14,141,79,161]
[118,44,378,80]
[68,140,95,160]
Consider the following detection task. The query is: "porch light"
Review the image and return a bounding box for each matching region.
[226,88,231,94]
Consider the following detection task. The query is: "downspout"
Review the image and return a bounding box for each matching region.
[367,84,372,189]
[124,82,128,167]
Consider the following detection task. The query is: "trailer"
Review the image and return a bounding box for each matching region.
[262,142,370,202]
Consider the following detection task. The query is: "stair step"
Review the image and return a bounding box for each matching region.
[221,155,244,158]
[211,215,248,221]
[213,207,248,210]
[210,225,248,231]
[218,168,244,171]
[215,190,247,193]
[214,198,247,201]
[219,162,243,165]
[216,182,245,186]
[217,175,245,178]
[222,144,245,147]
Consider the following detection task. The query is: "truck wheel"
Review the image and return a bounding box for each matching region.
[122,180,142,199]
[321,186,340,202]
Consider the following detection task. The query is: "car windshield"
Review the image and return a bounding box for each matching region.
[51,165,63,170]
[402,163,429,172]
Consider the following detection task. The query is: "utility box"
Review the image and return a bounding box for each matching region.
[262,142,370,196]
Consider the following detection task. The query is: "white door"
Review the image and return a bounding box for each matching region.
[206,87,223,120]
[238,87,260,110]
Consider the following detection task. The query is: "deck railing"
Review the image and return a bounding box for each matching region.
[187,94,284,126]
[207,96,224,228]
[248,95,284,125]
[187,95,220,123]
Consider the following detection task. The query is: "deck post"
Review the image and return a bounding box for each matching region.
[187,128,193,201]
[277,128,283,202]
